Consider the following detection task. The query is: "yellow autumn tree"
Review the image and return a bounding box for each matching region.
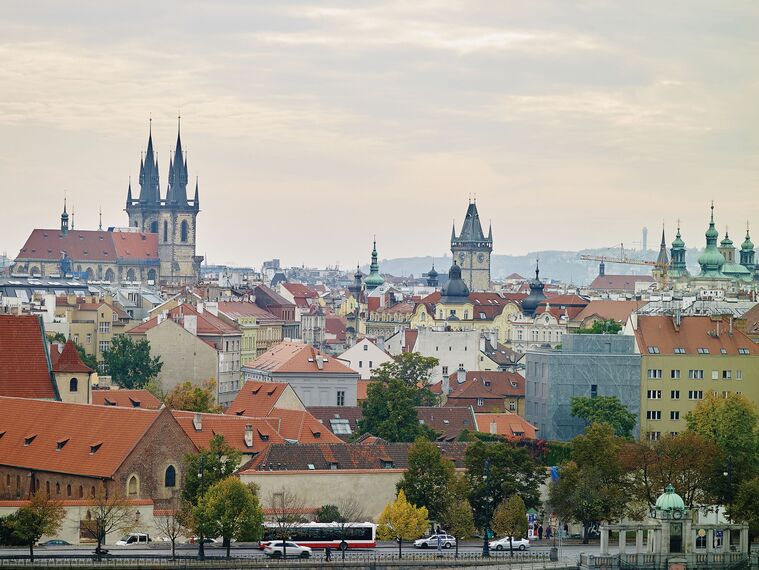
[377,490,429,559]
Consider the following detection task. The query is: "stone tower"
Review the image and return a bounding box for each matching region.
[125,119,202,283]
[451,200,492,291]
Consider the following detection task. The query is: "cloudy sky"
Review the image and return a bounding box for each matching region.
[2,1,758,269]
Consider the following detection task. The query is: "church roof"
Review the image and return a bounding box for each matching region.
[454,202,489,243]
[17,229,159,263]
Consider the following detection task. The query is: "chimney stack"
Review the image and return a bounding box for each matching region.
[456,366,467,385]
[193,413,202,431]
[442,374,450,396]
[244,424,253,447]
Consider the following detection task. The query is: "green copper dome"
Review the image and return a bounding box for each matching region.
[672,228,685,249]
[655,484,686,512]
[699,204,726,276]
[364,240,385,290]
[742,229,754,252]
[720,231,733,248]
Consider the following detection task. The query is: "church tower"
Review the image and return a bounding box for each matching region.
[125,119,202,283]
[451,200,492,291]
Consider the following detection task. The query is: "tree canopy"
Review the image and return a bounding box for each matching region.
[571,395,637,438]
[12,492,65,561]
[357,379,438,442]
[491,495,528,554]
[575,319,622,334]
[182,435,242,506]
[102,335,163,388]
[397,438,456,523]
[371,352,439,387]
[377,490,429,559]
[165,380,221,413]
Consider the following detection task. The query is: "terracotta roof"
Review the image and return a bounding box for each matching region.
[0,397,162,477]
[225,381,294,417]
[52,340,93,374]
[447,371,525,400]
[254,285,295,308]
[307,406,364,442]
[245,342,357,375]
[536,294,589,319]
[325,315,347,340]
[742,303,759,336]
[505,273,526,280]
[129,304,240,337]
[356,380,372,401]
[475,413,538,440]
[172,411,283,453]
[589,274,655,291]
[17,229,158,262]
[218,301,281,323]
[268,408,343,444]
[403,329,418,353]
[240,442,467,473]
[91,389,161,409]
[126,316,159,334]
[281,283,318,307]
[416,406,476,441]
[0,315,57,399]
[572,300,648,325]
[633,315,759,356]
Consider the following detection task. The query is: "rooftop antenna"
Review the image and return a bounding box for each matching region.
[71,204,75,230]
[98,206,103,230]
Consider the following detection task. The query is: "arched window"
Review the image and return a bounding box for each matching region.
[78,485,83,498]
[104,268,115,282]
[85,267,95,281]
[150,221,158,234]
[127,475,139,497]
[147,269,157,283]
[46,481,50,496]
[55,482,60,495]
[164,466,176,488]
[163,220,168,243]
[90,486,96,498]
[69,378,78,392]
[126,268,136,282]
[180,220,188,243]
[67,484,72,497]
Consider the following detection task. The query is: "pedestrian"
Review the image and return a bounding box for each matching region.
[538,525,544,540]
[325,547,331,562]
[546,527,552,540]
[564,523,569,538]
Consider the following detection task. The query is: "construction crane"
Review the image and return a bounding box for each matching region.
[580,243,669,287]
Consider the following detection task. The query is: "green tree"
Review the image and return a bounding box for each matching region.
[575,319,622,334]
[440,496,475,558]
[371,352,439,388]
[0,513,25,547]
[357,379,438,442]
[197,477,263,558]
[12,491,65,561]
[491,495,528,555]
[102,335,163,388]
[686,392,759,503]
[731,476,759,540]
[465,440,543,531]
[571,396,637,438]
[397,438,455,524]
[376,490,429,559]
[165,380,221,413]
[548,423,629,543]
[182,435,242,506]
[315,504,341,523]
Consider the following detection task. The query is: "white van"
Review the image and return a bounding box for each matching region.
[116,533,151,545]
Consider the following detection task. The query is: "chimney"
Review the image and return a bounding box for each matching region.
[456,366,467,384]
[490,421,497,435]
[197,303,204,314]
[184,315,197,336]
[729,317,734,335]
[479,336,486,352]
[315,356,324,370]
[205,301,219,316]
[193,413,202,431]
[490,330,497,347]
[244,424,253,447]
[442,374,450,395]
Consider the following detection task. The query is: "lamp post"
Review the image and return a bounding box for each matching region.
[482,458,491,558]
[197,455,205,561]
[723,456,733,521]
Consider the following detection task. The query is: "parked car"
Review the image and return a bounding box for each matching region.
[489,536,530,551]
[263,541,312,558]
[39,539,71,546]
[414,534,456,549]
[115,533,151,546]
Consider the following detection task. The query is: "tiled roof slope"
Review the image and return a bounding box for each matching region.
[475,412,538,440]
[416,406,476,441]
[0,315,57,399]
[448,371,525,399]
[17,229,158,262]
[225,381,294,417]
[633,315,759,356]
[573,300,648,325]
[0,397,162,477]
[52,340,93,374]
[246,342,356,375]
[92,389,161,409]
[172,411,284,453]
[268,408,343,444]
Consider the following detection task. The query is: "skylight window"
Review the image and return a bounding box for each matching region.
[647,346,660,354]
[90,442,103,454]
[674,348,686,354]
[329,419,352,435]
[697,348,710,354]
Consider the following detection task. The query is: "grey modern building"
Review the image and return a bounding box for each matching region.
[525,334,641,442]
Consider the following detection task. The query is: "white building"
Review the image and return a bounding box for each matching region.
[338,338,394,379]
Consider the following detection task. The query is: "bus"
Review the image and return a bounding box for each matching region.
[259,522,377,550]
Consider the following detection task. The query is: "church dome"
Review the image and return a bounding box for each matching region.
[720,232,733,248]
[427,265,438,279]
[742,230,754,252]
[672,228,685,249]
[655,484,686,512]
[521,262,546,317]
[441,261,469,299]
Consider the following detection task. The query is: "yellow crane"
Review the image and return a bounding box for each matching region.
[580,243,669,287]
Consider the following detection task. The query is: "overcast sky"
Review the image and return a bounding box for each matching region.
[2,1,758,269]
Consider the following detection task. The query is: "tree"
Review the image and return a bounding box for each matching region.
[182,435,242,506]
[198,477,263,558]
[376,490,429,559]
[0,513,25,547]
[686,392,759,504]
[620,432,722,509]
[575,319,622,335]
[315,504,341,523]
[465,440,543,530]
[267,488,306,560]
[81,486,136,558]
[397,438,455,524]
[102,335,162,389]
[440,481,475,559]
[165,380,221,413]
[731,477,759,540]
[371,352,440,406]
[12,491,65,561]
[357,379,438,442]
[548,423,629,543]
[491,495,528,556]
[571,396,637,438]
[153,496,190,560]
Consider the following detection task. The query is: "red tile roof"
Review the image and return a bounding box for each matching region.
[91,389,161,409]
[536,294,589,319]
[268,408,343,444]
[357,380,372,401]
[0,315,57,399]
[52,340,93,374]
[572,300,648,326]
[246,342,357,375]
[128,304,240,337]
[0,397,163,477]
[218,301,281,323]
[172,411,284,453]
[589,274,655,291]
[417,406,476,441]
[447,371,525,400]
[475,413,537,440]
[17,229,158,262]
[325,315,347,340]
[307,406,364,442]
[633,315,759,356]
[225,381,294,417]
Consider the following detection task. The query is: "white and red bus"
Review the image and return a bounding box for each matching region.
[259,522,377,550]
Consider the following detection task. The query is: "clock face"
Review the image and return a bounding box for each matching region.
[477,253,485,263]
[459,252,466,261]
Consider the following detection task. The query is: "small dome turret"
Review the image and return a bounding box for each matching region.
[655,484,686,515]
[441,261,469,300]
[521,260,546,317]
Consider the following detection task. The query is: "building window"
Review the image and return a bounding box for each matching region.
[697,347,709,354]
[476,398,484,406]
[673,347,686,354]
[590,385,598,398]
[688,370,704,380]
[66,484,71,497]
[164,466,176,488]
[647,390,662,399]
[509,401,517,411]
[99,321,110,334]
[738,348,750,355]
[647,369,662,379]
[163,221,168,243]
[358,360,362,368]
[442,366,448,375]
[722,370,732,379]
[363,344,368,351]
[670,411,680,420]
[688,390,704,400]
[337,391,345,407]
[180,220,189,243]
[671,390,680,399]
[646,411,661,420]
[711,370,719,380]
[127,475,139,497]
[99,341,110,354]
[369,361,373,368]
[736,370,743,380]
[69,378,78,392]
[647,346,660,354]
[671,370,681,379]
[648,432,661,441]
[86,333,92,345]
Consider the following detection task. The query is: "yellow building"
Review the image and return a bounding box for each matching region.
[54,295,132,363]
[630,314,759,440]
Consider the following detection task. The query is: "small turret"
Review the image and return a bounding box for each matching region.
[60,196,69,235]
[364,239,385,291]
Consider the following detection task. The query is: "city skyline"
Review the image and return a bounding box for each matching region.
[2,2,758,268]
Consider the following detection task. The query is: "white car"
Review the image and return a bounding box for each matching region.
[414,534,456,549]
[263,541,312,558]
[489,536,530,551]
[115,533,151,546]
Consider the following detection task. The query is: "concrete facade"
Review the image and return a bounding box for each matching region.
[525,334,641,441]
[406,328,481,384]
[338,339,393,380]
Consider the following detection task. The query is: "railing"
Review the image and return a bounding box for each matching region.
[580,551,752,569]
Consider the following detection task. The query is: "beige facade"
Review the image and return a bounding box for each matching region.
[54,296,132,362]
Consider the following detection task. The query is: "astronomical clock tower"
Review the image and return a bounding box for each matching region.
[450,200,492,291]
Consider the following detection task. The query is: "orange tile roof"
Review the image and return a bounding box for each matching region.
[128,304,240,337]
[268,408,343,444]
[0,397,163,477]
[91,389,162,409]
[225,381,292,417]
[447,371,525,399]
[634,315,759,356]
[52,340,93,374]
[475,413,537,441]
[171,411,284,453]
[246,342,356,375]
[589,274,655,291]
[357,380,372,401]
[17,229,158,263]
[217,301,281,322]
[0,315,57,399]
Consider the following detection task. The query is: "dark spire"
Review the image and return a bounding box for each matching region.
[60,194,69,234]
[193,176,199,209]
[126,177,133,207]
[451,221,456,242]
[521,259,546,317]
[167,115,189,205]
[138,118,161,204]
[70,205,75,230]
[656,226,669,266]
[455,202,488,243]
[98,206,103,231]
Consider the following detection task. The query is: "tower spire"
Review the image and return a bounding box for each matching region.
[70,205,75,230]
[167,114,189,205]
[98,206,103,230]
[60,193,69,234]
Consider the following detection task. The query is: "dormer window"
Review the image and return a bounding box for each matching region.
[56,438,69,451]
[329,462,338,470]
[697,348,710,354]
[90,442,103,454]
[24,434,37,446]
[382,461,395,469]
[647,346,660,354]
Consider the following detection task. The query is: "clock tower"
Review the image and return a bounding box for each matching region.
[451,200,492,291]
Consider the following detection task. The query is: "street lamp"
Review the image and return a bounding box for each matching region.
[482,458,491,558]
[197,455,205,561]
[723,456,733,521]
